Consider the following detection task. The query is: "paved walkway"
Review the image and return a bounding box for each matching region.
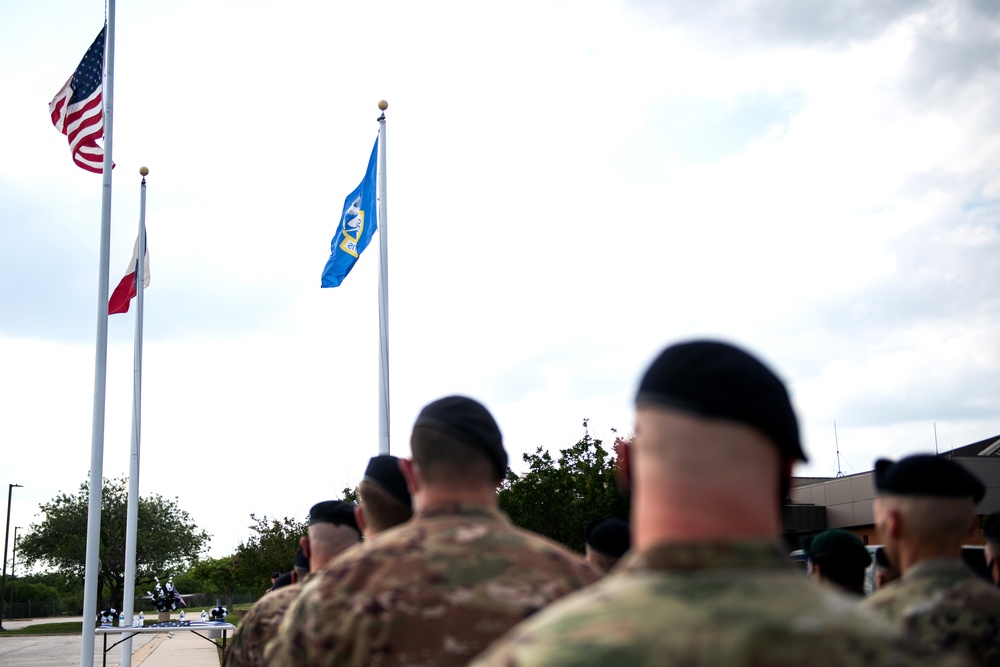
[0,615,223,667]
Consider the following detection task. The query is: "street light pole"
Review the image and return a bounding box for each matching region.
[0,483,23,631]
[8,527,20,618]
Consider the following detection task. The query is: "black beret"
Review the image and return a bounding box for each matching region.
[294,546,309,570]
[413,396,507,478]
[271,571,293,590]
[363,455,412,506]
[985,513,1000,543]
[270,571,281,579]
[801,529,871,570]
[585,518,631,557]
[635,340,805,462]
[874,547,893,570]
[309,500,360,532]
[874,455,985,503]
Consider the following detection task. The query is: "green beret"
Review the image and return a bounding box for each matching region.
[801,529,871,570]
[874,455,985,503]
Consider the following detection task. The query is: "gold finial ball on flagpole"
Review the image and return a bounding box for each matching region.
[378,100,388,111]
[139,166,149,176]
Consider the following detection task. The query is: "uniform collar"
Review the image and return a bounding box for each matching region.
[903,557,969,580]
[621,540,792,573]
[415,502,507,522]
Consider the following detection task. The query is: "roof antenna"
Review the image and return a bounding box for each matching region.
[834,421,844,477]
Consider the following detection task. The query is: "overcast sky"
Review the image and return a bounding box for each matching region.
[1,0,998,562]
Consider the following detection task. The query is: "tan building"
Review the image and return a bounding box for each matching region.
[783,434,1000,551]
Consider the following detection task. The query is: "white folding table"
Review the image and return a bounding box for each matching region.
[94,621,237,667]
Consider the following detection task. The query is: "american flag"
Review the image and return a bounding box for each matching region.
[49,27,108,173]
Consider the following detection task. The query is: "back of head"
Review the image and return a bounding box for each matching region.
[635,340,805,464]
[359,455,413,535]
[308,500,362,570]
[410,396,507,488]
[874,455,981,549]
[631,340,803,545]
[801,529,871,595]
[585,518,631,573]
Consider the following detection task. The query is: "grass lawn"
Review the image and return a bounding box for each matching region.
[3,621,83,635]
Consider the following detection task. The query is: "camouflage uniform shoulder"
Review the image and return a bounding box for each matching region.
[861,559,1000,664]
[471,541,976,667]
[265,503,598,667]
[223,582,301,667]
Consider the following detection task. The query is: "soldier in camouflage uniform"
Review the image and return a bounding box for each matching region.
[860,455,1000,665]
[472,340,972,667]
[223,500,361,667]
[265,396,599,667]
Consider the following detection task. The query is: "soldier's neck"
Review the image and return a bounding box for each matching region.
[632,478,782,551]
[413,486,498,512]
[897,542,963,575]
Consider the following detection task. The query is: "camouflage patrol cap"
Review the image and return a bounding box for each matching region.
[309,500,360,532]
[801,529,871,570]
[874,455,985,503]
[363,455,412,506]
[635,340,806,461]
[413,395,507,478]
[585,518,631,557]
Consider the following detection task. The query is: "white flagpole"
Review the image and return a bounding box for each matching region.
[120,167,148,667]
[377,101,389,456]
[81,3,115,665]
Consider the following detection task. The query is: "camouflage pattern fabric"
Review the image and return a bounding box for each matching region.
[860,558,1000,665]
[223,579,304,667]
[470,541,974,667]
[265,503,599,667]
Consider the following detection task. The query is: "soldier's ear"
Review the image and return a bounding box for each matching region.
[300,535,310,559]
[399,457,420,495]
[885,508,903,539]
[354,505,367,536]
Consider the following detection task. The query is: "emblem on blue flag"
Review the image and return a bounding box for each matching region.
[322,137,379,287]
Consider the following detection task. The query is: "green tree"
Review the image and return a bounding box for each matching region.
[498,420,630,552]
[232,514,306,594]
[175,556,243,609]
[17,476,210,613]
[17,571,84,614]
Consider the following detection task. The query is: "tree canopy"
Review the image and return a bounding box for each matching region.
[232,514,307,594]
[497,421,630,552]
[18,476,209,612]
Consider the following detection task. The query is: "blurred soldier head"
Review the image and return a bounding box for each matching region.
[356,455,414,537]
[401,396,507,509]
[872,455,984,576]
[800,529,871,595]
[302,500,362,572]
[629,340,804,549]
[984,513,1000,585]
[873,546,900,590]
[584,518,631,574]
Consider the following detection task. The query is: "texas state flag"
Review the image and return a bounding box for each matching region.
[108,229,149,315]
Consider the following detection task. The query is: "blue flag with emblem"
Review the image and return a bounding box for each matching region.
[322,136,379,287]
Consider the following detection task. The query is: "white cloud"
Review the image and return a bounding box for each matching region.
[0,0,998,557]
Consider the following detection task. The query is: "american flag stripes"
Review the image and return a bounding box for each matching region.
[49,27,108,173]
